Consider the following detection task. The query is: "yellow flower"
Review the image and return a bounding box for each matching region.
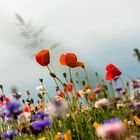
[134,115,140,124]
[93,122,100,129]
[54,133,62,140]
[64,130,72,140]
[123,119,130,128]
[38,137,46,140]
[54,130,72,140]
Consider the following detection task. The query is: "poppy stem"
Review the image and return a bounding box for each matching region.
[119,77,125,89]
[83,67,90,86]
[47,66,63,93]
[69,67,77,92]
[75,72,82,88]
[0,85,4,95]
[40,81,52,101]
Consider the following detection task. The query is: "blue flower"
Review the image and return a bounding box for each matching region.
[32,117,51,129]
[2,129,19,139]
[32,110,48,120]
[103,118,121,124]
[5,101,22,117]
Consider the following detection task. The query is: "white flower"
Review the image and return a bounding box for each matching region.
[24,112,31,121]
[36,85,46,92]
[47,98,69,118]
[79,88,92,97]
[94,98,110,108]
[19,112,31,121]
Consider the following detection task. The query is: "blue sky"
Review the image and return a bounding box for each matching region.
[0,0,140,95]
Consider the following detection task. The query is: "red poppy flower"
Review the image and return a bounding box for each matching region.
[60,53,84,68]
[73,92,81,99]
[23,105,31,112]
[65,83,73,92]
[56,92,65,98]
[4,97,10,102]
[37,102,44,109]
[0,101,3,107]
[105,64,121,80]
[0,97,10,107]
[35,50,50,66]
[82,85,91,91]
[87,93,95,101]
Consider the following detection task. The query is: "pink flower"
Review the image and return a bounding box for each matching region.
[96,119,125,138]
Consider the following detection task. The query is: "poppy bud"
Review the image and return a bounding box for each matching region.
[26,90,30,96]
[22,99,25,104]
[50,72,56,78]
[63,73,67,78]
[70,78,73,83]
[95,72,98,77]
[82,80,86,86]
[55,86,59,91]
[38,93,43,99]
[0,85,3,92]
[31,98,34,104]
[39,78,43,83]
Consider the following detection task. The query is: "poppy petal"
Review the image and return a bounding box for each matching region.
[60,54,67,65]
[65,53,77,67]
[35,50,50,66]
[75,61,84,67]
[106,64,115,71]
[106,72,113,80]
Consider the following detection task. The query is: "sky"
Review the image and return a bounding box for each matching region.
[0,0,140,95]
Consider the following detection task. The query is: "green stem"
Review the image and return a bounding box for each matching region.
[47,66,63,93]
[83,67,90,86]
[40,82,52,101]
[69,67,76,92]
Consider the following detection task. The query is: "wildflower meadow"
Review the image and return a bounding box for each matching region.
[0,49,140,140]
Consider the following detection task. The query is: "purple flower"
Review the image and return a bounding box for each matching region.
[120,89,126,95]
[5,101,22,117]
[131,81,140,89]
[30,125,42,134]
[114,86,123,92]
[13,109,23,116]
[4,110,10,117]
[104,118,121,124]
[96,118,125,138]
[93,87,100,94]
[32,121,45,129]
[43,118,52,127]
[32,110,48,120]
[31,117,52,129]
[134,102,140,107]
[2,130,19,139]
[6,102,20,111]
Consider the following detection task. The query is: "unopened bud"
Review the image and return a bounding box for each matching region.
[82,80,86,86]
[39,78,43,83]
[50,72,56,78]
[63,73,67,78]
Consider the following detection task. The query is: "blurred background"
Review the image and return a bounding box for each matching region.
[0,0,140,95]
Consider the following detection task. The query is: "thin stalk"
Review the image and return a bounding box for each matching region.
[69,67,76,92]
[40,82,51,101]
[47,66,63,93]
[83,67,90,86]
